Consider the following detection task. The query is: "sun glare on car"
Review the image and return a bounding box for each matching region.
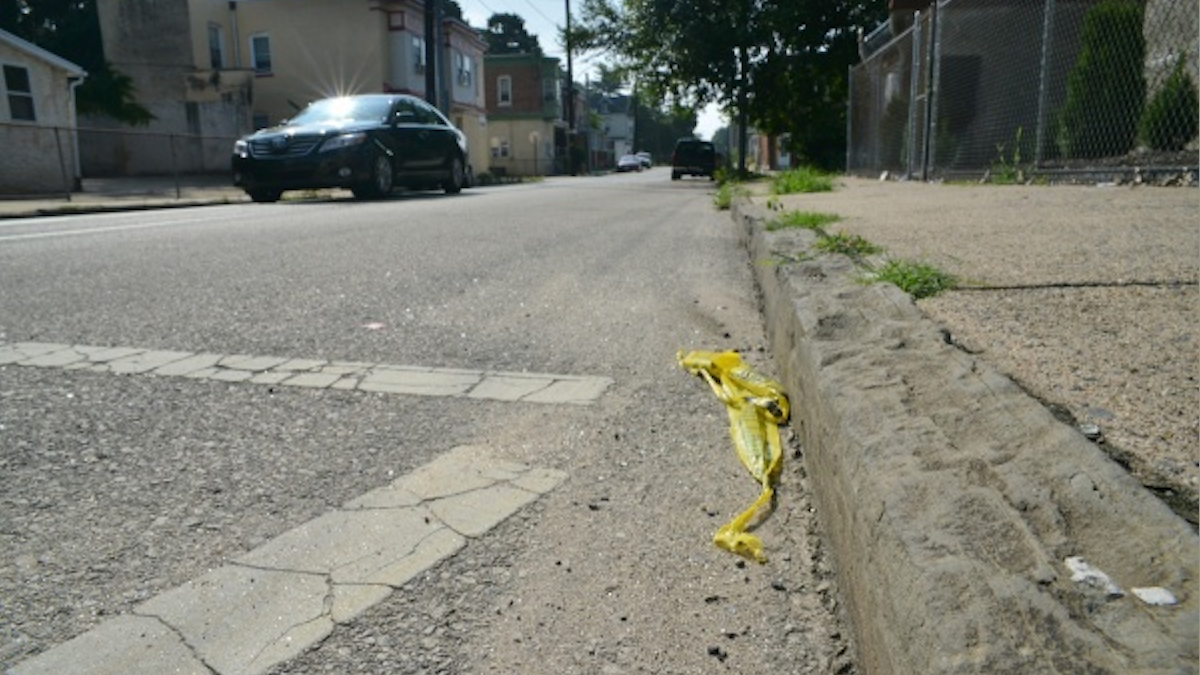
[325,97,358,119]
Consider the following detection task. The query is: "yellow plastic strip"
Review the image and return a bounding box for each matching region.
[679,350,790,563]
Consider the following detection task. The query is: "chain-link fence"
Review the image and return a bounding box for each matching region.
[848,0,1199,182]
[0,121,237,197]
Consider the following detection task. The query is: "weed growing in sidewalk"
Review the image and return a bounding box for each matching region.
[771,167,833,195]
[867,259,958,299]
[714,182,749,210]
[815,231,882,258]
[767,210,841,231]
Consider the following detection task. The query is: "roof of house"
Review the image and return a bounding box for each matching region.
[0,28,87,77]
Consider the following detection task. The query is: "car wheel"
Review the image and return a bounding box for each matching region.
[443,154,465,195]
[247,189,282,203]
[353,152,394,199]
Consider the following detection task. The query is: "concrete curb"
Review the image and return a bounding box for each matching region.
[733,200,1198,674]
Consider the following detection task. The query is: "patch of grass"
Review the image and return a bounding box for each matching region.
[815,231,882,257]
[767,210,841,231]
[716,167,765,186]
[771,167,834,195]
[870,259,958,299]
[714,182,749,210]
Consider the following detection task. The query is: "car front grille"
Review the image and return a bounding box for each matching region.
[248,135,321,159]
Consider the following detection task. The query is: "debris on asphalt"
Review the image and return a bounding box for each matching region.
[679,349,790,563]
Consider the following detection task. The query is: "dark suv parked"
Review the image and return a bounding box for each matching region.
[671,138,716,181]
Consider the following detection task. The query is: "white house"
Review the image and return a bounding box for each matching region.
[0,28,86,195]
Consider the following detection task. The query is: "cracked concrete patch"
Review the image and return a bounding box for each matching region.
[8,446,568,675]
[0,341,612,406]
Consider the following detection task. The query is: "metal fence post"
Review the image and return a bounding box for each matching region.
[846,64,854,173]
[169,134,181,199]
[921,2,941,181]
[1034,0,1056,167]
[53,126,72,201]
[906,14,923,178]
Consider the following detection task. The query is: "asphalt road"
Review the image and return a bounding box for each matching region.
[1,170,854,673]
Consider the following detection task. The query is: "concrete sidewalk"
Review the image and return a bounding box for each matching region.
[0,176,249,218]
[734,178,1198,674]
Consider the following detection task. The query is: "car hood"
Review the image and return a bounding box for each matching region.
[243,119,379,140]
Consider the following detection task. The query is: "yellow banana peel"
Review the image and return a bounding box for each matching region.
[679,349,789,563]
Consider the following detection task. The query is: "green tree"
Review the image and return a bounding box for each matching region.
[485,13,542,55]
[572,0,884,172]
[592,63,627,97]
[1057,0,1145,158]
[0,0,153,124]
[633,100,696,160]
[751,2,881,169]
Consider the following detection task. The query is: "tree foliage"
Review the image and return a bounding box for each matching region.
[633,100,696,160]
[0,0,153,124]
[572,0,885,170]
[486,13,543,55]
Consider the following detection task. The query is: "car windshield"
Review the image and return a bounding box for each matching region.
[287,97,391,126]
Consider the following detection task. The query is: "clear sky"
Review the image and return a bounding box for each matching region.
[456,0,723,139]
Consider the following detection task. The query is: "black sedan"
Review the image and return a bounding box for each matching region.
[232,94,469,203]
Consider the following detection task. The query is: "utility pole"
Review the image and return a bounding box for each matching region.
[564,0,575,132]
[564,0,576,173]
[424,0,438,109]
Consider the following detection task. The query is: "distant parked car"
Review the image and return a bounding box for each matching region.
[671,138,716,181]
[635,151,652,168]
[232,94,469,203]
[617,154,644,172]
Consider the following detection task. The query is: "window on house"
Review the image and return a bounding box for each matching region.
[543,77,558,102]
[208,24,224,69]
[497,75,512,106]
[250,34,272,75]
[185,101,200,135]
[3,65,34,121]
[413,36,426,75]
[490,137,510,158]
[455,52,472,87]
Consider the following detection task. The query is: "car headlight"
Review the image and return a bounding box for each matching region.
[233,139,248,157]
[320,132,368,152]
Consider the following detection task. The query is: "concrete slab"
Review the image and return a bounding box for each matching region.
[106,350,192,375]
[151,353,223,377]
[7,615,208,675]
[137,565,333,675]
[521,376,615,405]
[282,372,344,388]
[0,341,612,406]
[17,346,86,367]
[217,355,291,371]
[359,368,480,396]
[428,484,544,537]
[467,373,554,401]
[0,342,68,365]
[7,444,570,675]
